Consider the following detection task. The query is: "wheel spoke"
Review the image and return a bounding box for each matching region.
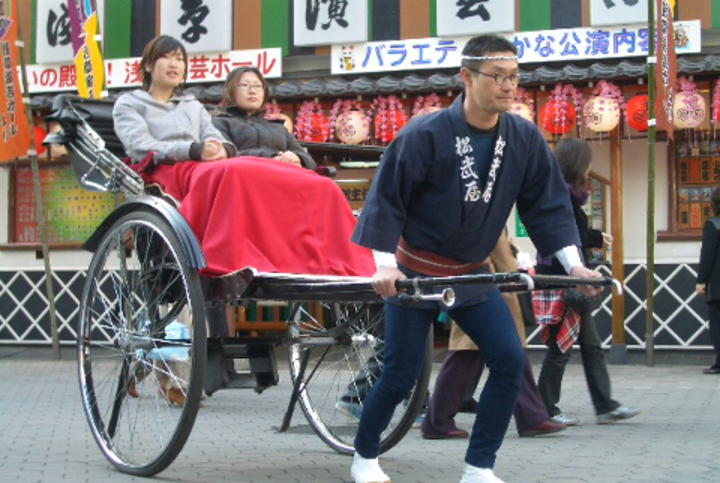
[287,302,430,454]
[78,211,206,476]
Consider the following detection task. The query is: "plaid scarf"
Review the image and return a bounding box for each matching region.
[532,289,580,353]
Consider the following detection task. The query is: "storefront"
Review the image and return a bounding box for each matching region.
[2,0,719,352]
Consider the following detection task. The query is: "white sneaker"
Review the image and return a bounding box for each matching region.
[350,453,391,483]
[549,413,579,426]
[459,464,506,483]
[596,406,641,425]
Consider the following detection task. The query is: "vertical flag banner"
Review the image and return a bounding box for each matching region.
[0,0,31,162]
[655,0,676,140]
[67,0,103,98]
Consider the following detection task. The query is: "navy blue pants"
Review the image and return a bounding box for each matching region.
[353,289,524,469]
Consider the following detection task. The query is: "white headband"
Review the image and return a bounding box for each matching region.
[461,55,518,61]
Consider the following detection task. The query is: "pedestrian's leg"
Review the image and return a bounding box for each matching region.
[421,350,483,435]
[460,354,484,411]
[451,289,524,470]
[353,303,435,458]
[707,302,720,368]
[537,323,571,417]
[576,310,620,414]
[514,350,551,433]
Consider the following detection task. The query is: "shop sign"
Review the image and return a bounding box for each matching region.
[23,48,282,94]
[437,0,514,37]
[590,0,648,27]
[331,20,700,75]
[35,0,105,64]
[335,179,372,210]
[293,0,367,46]
[159,0,232,53]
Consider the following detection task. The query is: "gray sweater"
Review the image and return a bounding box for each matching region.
[113,89,232,163]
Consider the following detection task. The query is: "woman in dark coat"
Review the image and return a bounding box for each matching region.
[696,187,720,374]
[212,66,316,170]
[535,137,640,425]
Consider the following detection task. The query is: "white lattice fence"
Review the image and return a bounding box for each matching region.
[0,265,714,349]
[0,270,86,344]
[526,262,712,350]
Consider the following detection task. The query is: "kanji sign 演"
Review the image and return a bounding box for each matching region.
[294,0,367,47]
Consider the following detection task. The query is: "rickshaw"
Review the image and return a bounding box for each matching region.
[45,95,620,477]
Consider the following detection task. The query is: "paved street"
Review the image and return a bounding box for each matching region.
[1,346,719,483]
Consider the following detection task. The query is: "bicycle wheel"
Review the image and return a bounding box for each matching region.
[78,210,207,476]
[287,302,431,454]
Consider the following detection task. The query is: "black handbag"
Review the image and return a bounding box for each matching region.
[562,288,603,312]
[517,291,538,327]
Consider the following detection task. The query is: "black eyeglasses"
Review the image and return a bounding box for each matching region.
[237,83,264,91]
[466,68,520,86]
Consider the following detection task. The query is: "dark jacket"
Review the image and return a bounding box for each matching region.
[697,216,720,302]
[535,190,603,276]
[212,107,316,170]
[352,93,579,264]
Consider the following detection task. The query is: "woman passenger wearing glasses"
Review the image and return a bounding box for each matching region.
[213,66,316,170]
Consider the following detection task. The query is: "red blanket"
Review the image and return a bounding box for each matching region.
[145,157,376,278]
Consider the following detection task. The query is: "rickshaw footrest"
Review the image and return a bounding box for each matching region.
[204,338,280,395]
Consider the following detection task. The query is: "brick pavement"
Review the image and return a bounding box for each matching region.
[1,346,719,483]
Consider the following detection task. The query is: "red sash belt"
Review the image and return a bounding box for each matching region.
[395,237,487,277]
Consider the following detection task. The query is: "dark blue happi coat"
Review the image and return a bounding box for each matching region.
[352,93,580,265]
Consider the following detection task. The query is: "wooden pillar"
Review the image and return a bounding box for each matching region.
[233,0,262,50]
[609,130,627,364]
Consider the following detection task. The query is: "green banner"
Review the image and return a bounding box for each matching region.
[515,212,528,238]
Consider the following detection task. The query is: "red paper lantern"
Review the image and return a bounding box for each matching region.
[539,100,576,135]
[374,110,408,143]
[297,112,330,143]
[626,94,649,132]
[33,125,47,156]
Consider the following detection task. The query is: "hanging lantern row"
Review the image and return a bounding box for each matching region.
[511,77,716,135]
[288,94,446,145]
[275,77,716,145]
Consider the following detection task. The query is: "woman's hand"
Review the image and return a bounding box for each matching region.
[569,265,603,296]
[201,139,228,161]
[601,232,613,248]
[273,151,302,167]
[371,266,406,298]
